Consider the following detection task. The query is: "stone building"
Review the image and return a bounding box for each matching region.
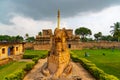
[0,42,24,60]
[34,29,80,50]
[34,29,52,50]
[33,10,81,50]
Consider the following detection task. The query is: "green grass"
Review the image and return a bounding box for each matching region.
[0,61,28,80]
[72,49,120,79]
[24,50,48,57]
[0,50,48,80]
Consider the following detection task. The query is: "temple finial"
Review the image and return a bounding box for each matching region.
[57,9,60,29]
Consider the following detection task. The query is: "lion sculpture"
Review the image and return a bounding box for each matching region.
[42,28,72,79]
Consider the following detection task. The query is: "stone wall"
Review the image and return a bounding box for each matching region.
[25,42,120,50]
[70,42,120,50]
[0,58,10,66]
[24,42,34,49]
[34,44,51,50]
[0,54,23,66]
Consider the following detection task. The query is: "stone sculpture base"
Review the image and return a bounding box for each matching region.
[41,61,81,80]
[41,49,73,79]
[42,60,72,79]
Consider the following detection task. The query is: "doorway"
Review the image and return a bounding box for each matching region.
[68,44,71,48]
[8,46,14,55]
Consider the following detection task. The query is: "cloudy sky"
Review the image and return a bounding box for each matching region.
[1,0,120,38]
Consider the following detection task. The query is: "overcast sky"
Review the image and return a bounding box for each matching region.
[0,0,120,38]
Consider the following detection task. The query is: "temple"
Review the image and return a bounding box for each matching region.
[34,10,80,50]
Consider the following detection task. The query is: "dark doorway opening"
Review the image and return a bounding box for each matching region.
[8,46,14,55]
[68,44,71,48]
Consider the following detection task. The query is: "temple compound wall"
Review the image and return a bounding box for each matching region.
[32,42,120,50]
[29,29,120,50]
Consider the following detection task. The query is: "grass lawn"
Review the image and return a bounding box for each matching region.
[72,49,120,79]
[0,50,48,80]
[0,61,28,80]
[24,50,48,57]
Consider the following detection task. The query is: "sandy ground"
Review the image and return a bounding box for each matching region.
[23,59,96,80]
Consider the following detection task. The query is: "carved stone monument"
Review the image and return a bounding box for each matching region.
[42,10,72,79]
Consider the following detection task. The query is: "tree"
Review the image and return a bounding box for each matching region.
[15,35,23,42]
[25,33,29,39]
[26,36,35,42]
[0,35,23,42]
[75,27,92,41]
[0,35,11,42]
[101,35,112,41]
[10,36,16,42]
[110,22,120,42]
[38,31,42,36]
[94,32,102,41]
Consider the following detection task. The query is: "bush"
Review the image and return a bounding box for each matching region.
[70,51,80,62]
[23,54,39,59]
[23,54,47,59]
[89,66,104,78]
[40,54,47,59]
[5,69,25,80]
[79,58,119,80]
[24,62,35,71]
[32,57,39,63]
[99,73,119,80]
[71,52,119,80]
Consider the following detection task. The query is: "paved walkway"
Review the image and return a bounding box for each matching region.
[23,59,96,80]
[19,59,32,62]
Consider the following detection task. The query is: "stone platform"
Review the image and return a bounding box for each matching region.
[23,59,95,80]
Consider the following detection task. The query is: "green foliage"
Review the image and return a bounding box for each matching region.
[75,27,92,42]
[70,51,80,62]
[25,33,29,38]
[75,27,92,37]
[32,57,39,63]
[38,31,42,36]
[87,38,93,42]
[110,22,120,42]
[94,32,102,41]
[0,61,27,80]
[4,62,35,80]
[71,52,119,80]
[24,62,35,71]
[101,35,114,41]
[40,54,48,59]
[15,35,24,42]
[5,69,25,80]
[26,36,35,42]
[23,54,39,59]
[72,49,120,79]
[0,35,23,42]
[99,74,119,80]
[23,50,48,59]
[0,50,48,80]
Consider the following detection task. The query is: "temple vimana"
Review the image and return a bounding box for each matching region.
[34,29,80,50]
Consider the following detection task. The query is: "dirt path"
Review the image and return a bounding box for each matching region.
[23,59,95,80]
[71,62,95,80]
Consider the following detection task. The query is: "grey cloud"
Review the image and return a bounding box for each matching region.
[1,0,120,24]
